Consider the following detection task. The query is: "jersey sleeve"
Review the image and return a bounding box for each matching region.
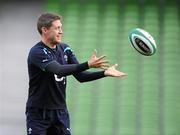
[73,70,106,82]
[29,47,54,71]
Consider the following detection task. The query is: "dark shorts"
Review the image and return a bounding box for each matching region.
[26,107,71,135]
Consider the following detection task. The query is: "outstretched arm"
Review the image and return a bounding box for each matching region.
[73,64,127,83]
[45,49,108,76]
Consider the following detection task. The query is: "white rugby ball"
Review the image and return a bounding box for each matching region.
[129,28,157,56]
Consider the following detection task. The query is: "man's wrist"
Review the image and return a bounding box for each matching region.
[84,61,90,69]
[104,70,108,76]
[87,61,91,68]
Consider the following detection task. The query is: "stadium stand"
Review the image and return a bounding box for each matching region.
[46,0,180,135]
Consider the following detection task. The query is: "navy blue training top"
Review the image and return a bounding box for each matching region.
[26,41,106,109]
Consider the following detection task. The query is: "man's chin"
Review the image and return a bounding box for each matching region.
[56,39,61,43]
[52,40,61,45]
[56,41,61,44]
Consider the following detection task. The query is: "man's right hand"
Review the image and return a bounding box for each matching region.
[88,49,109,69]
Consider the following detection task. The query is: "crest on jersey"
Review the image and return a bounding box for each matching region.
[64,55,68,62]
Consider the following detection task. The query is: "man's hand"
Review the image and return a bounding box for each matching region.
[88,49,109,69]
[104,64,127,77]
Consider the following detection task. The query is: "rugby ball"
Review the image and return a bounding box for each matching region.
[129,28,157,56]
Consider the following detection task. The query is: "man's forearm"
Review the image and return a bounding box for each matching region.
[73,70,106,82]
[45,61,89,76]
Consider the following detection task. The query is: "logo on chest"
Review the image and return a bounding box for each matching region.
[64,55,68,62]
[54,75,66,85]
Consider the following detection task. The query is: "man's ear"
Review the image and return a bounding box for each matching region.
[41,27,48,34]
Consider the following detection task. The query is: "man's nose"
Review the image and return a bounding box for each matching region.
[59,29,63,34]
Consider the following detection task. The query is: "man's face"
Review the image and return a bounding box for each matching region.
[43,20,63,45]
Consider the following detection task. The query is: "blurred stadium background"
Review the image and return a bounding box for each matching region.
[0,0,180,135]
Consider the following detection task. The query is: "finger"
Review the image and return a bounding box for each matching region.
[95,63,110,69]
[96,63,110,68]
[100,63,110,68]
[115,74,126,77]
[98,59,109,63]
[114,63,118,67]
[94,64,109,69]
[102,63,110,67]
[93,49,97,56]
[120,72,128,77]
[110,63,118,69]
[100,66,109,70]
[122,73,128,76]
[96,55,106,61]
